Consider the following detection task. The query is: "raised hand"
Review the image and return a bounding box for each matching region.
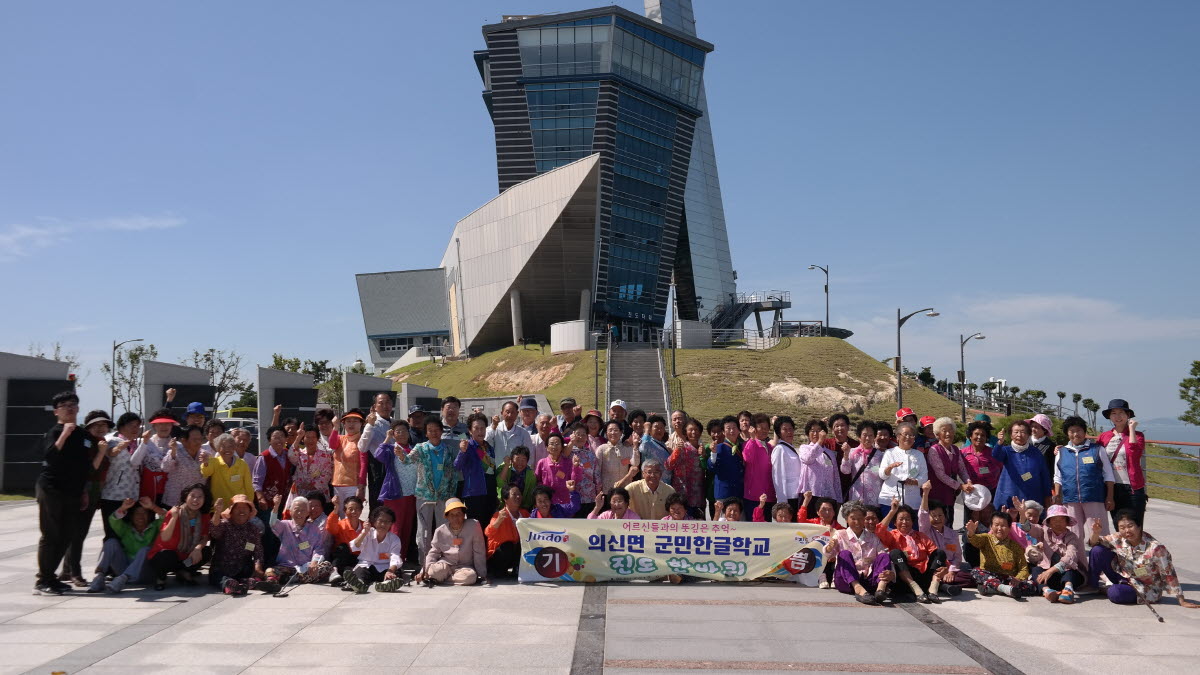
[572,454,581,467]
[890,497,900,510]
[273,494,283,509]
[565,479,577,492]
[802,490,813,504]
[921,480,932,494]
[384,428,395,443]
[274,404,282,413]
[212,498,226,515]
[997,428,1006,444]
[367,411,378,425]
[759,493,768,505]
[491,415,500,428]
[165,387,177,403]
[114,438,130,453]
[1090,518,1102,536]
[121,497,136,510]
[62,422,77,437]
[965,519,978,535]
[459,439,469,454]
[142,429,152,443]
[98,439,110,455]
[138,496,156,510]
[331,494,340,510]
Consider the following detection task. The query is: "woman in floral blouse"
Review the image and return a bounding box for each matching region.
[841,421,883,505]
[1087,509,1198,607]
[288,422,334,499]
[666,418,704,519]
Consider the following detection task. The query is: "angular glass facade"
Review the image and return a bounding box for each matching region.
[480,7,719,331]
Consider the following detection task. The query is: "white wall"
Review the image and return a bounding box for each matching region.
[551,320,592,353]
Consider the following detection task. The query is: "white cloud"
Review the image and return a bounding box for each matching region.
[0,224,71,261]
[0,214,185,260]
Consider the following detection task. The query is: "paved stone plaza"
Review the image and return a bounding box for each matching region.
[0,499,1196,674]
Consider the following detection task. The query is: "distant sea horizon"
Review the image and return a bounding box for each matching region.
[1139,417,1200,456]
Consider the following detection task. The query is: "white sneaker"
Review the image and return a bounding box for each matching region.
[818,579,831,590]
[329,570,343,587]
[105,575,127,594]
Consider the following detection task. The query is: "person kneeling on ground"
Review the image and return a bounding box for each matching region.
[208,494,268,596]
[965,512,1038,599]
[325,494,366,587]
[1086,509,1198,608]
[660,493,689,520]
[91,497,164,593]
[345,506,405,593]
[417,498,487,586]
[877,498,946,604]
[486,485,529,578]
[146,484,216,591]
[918,483,967,595]
[588,487,641,520]
[266,494,331,586]
[1025,504,1086,604]
[825,500,895,605]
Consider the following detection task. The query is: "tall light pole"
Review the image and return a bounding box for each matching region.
[896,308,938,408]
[807,265,829,337]
[959,332,985,422]
[111,338,144,413]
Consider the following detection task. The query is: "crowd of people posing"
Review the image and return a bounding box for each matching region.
[31,388,1196,612]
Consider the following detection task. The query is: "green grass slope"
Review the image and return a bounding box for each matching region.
[671,337,960,424]
[387,346,608,410]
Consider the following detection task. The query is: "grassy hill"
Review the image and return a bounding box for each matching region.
[387,346,608,411]
[670,337,960,424]
[386,338,960,424]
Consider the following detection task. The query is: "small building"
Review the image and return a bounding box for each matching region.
[355,269,451,373]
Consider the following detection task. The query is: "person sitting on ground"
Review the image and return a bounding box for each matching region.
[417,498,487,586]
[266,494,330,586]
[752,495,795,523]
[589,487,641,520]
[1086,509,1198,608]
[825,500,895,605]
[879,422,928,513]
[147,483,216,591]
[302,491,330,530]
[796,490,842,589]
[1054,416,1115,542]
[1025,503,1086,604]
[200,433,255,510]
[626,458,676,521]
[877,498,946,603]
[964,512,1038,599]
[325,494,366,586]
[208,494,266,596]
[529,483,582,518]
[91,496,164,593]
[485,485,528,578]
[661,492,689,520]
[345,506,405,593]
[1008,496,1044,549]
[713,497,743,522]
[918,482,967,594]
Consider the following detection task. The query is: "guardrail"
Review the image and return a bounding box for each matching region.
[1142,439,1200,505]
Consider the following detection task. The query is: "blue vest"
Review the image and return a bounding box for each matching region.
[1058,443,1106,504]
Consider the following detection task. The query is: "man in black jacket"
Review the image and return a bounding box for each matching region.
[34,391,91,595]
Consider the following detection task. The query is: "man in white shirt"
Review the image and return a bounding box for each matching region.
[486,401,533,466]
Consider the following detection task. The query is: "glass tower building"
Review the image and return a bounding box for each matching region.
[476,5,731,336]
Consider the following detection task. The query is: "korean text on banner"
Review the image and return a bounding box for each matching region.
[516,518,832,583]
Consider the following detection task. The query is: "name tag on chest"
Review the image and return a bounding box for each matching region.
[1082,457,1095,464]
[978,467,990,474]
[299,541,311,550]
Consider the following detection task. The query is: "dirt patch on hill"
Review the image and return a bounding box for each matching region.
[482,363,574,392]
[761,378,893,414]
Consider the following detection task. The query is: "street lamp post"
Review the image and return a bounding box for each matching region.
[959,332,986,422]
[896,308,938,408]
[111,338,144,413]
[807,265,829,337]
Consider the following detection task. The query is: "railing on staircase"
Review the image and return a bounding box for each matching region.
[603,333,612,412]
[655,341,673,415]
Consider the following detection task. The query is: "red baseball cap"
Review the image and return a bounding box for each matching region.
[919,415,937,427]
[895,408,915,421]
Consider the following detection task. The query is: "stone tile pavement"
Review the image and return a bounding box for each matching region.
[0,498,1196,674]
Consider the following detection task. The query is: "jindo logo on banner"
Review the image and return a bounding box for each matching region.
[516,518,831,583]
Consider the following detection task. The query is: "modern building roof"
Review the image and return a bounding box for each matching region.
[356,269,450,338]
[483,5,714,52]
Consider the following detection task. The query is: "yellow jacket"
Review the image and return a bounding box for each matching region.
[201,454,255,506]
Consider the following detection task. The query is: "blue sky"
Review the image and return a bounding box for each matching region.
[2,1,1197,427]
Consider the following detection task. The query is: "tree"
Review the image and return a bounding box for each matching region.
[231,385,257,409]
[1071,393,1082,415]
[968,383,979,397]
[1179,360,1200,426]
[180,349,249,411]
[270,354,302,373]
[316,361,370,406]
[1056,391,1067,416]
[28,342,85,384]
[101,343,158,415]
[918,367,935,388]
[1081,398,1099,429]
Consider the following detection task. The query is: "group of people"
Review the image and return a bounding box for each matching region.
[32,387,1196,611]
